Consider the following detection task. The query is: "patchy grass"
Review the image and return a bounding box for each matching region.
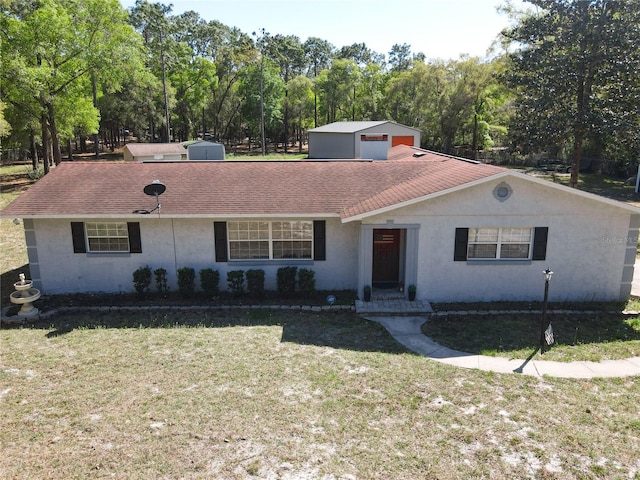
[0,189,28,263]
[2,309,640,479]
[0,187,29,302]
[432,300,629,312]
[423,311,640,362]
[1,163,33,175]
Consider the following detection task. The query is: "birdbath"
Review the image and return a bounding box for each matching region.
[9,273,41,318]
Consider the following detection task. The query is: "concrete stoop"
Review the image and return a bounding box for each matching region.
[355,299,433,316]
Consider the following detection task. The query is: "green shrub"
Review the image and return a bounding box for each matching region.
[154,268,168,294]
[132,265,152,296]
[227,270,245,295]
[297,268,316,296]
[277,266,297,296]
[246,269,265,298]
[177,267,196,297]
[200,268,220,296]
[24,165,45,181]
[363,285,372,302]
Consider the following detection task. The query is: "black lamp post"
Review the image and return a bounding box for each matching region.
[540,268,553,354]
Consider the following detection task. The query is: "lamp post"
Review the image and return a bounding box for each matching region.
[540,268,553,354]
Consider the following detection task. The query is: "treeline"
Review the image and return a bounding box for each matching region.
[1,0,638,182]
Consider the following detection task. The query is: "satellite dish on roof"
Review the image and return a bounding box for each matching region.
[133,180,166,215]
[143,180,166,197]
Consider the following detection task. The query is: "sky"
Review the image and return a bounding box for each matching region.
[120,0,527,61]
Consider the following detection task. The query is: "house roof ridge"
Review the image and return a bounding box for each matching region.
[2,150,638,219]
[340,162,506,219]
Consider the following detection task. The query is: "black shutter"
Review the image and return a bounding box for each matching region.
[532,227,548,261]
[313,220,326,261]
[454,228,468,261]
[214,221,228,262]
[127,222,142,253]
[71,222,86,253]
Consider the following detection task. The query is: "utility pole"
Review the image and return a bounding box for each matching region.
[253,29,267,155]
[160,27,170,142]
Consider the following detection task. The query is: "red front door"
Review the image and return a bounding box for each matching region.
[372,229,401,288]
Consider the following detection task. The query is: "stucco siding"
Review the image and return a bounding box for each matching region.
[31,217,358,294]
[362,176,634,302]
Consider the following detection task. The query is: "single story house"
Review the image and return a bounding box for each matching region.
[308,121,421,159]
[2,145,638,302]
[122,143,187,162]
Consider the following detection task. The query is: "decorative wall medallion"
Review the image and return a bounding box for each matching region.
[493,182,513,202]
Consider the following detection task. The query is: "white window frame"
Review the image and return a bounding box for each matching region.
[467,227,533,260]
[85,222,130,253]
[227,221,313,260]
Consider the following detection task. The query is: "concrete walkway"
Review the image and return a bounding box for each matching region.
[367,315,640,379]
[632,256,640,296]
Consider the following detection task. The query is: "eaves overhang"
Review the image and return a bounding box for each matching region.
[340,170,640,223]
[2,212,342,220]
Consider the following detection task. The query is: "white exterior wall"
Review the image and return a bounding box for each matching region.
[29,217,359,294]
[355,124,420,158]
[24,174,636,301]
[136,154,183,162]
[361,176,637,302]
[122,150,183,162]
[359,137,390,160]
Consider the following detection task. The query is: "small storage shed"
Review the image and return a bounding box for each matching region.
[308,121,421,159]
[187,141,225,161]
[123,143,187,162]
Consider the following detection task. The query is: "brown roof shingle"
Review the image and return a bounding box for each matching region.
[1,146,506,219]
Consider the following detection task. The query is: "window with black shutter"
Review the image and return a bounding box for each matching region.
[71,222,141,253]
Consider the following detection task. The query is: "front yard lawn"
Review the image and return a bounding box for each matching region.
[423,311,640,362]
[1,309,639,479]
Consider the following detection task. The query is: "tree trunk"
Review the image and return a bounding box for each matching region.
[569,132,584,188]
[40,114,50,174]
[160,30,171,143]
[570,75,587,188]
[284,77,289,154]
[30,131,39,170]
[91,72,100,158]
[67,138,73,161]
[298,112,303,154]
[149,111,155,142]
[46,102,62,165]
[471,112,479,160]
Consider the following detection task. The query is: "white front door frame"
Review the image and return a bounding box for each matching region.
[358,222,420,299]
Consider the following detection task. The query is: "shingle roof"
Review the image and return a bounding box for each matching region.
[123,143,187,156]
[1,145,506,219]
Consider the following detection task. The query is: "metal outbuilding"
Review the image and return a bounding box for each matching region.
[308,121,421,159]
[187,141,226,161]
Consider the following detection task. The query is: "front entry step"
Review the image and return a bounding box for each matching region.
[356,299,433,316]
[372,294,405,301]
